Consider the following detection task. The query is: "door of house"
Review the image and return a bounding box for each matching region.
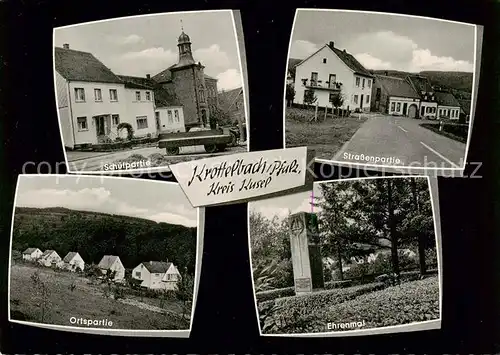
[402,103,408,116]
[96,116,106,136]
[408,104,417,118]
[155,112,160,131]
[360,94,364,109]
[420,106,425,117]
[201,109,207,126]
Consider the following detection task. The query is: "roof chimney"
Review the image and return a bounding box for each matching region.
[146,74,151,79]
[63,43,69,49]
[328,41,334,49]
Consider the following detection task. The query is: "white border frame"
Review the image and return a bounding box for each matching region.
[248,175,443,337]
[7,174,205,338]
[53,9,250,175]
[282,8,482,176]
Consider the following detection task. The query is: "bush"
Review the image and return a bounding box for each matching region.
[255,286,295,302]
[324,280,353,289]
[316,276,440,332]
[259,282,386,334]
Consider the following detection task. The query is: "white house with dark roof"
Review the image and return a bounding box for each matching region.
[371,74,421,118]
[292,41,374,111]
[132,261,181,290]
[38,250,62,267]
[97,255,125,281]
[54,44,157,149]
[406,75,438,119]
[22,248,43,261]
[435,91,461,120]
[61,251,85,272]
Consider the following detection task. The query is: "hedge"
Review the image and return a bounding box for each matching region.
[317,276,440,331]
[256,280,355,303]
[255,287,295,302]
[267,276,440,334]
[259,282,386,334]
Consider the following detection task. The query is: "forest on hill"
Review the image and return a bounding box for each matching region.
[11,207,197,274]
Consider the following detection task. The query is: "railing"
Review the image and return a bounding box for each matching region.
[302,79,342,90]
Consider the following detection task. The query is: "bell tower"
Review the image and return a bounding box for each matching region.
[177,20,195,67]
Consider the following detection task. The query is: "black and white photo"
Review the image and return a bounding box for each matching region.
[8,175,202,337]
[249,176,442,336]
[284,9,482,175]
[54,10,249,174]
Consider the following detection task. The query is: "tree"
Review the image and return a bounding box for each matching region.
[210,105,232,127]
[285,84,295,107]
[303,89,317,107]
[175,269,194,320]
[315,178,436,281]
[329,91,345,115]
[249,211,294,289]
[30,270,52,323]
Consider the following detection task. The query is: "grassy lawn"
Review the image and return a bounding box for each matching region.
[10,263,190,330]
[285,107,368,160]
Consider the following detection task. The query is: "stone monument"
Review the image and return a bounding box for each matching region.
[288,211,324,295]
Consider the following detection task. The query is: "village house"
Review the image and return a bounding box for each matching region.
[218,87,246,140]
[54,44,157,149]
[38,250,62,267]
[458,99,472,122]
[406,75,438,119]
[371,74,421,118]
[22,248,43,261]
[292,41,374,112]
[97,255,125,281]
[116,74,186,134]
[61,251,85,272]
[132,261,181,290]
[151,30,214,131]
[435,91,462,120]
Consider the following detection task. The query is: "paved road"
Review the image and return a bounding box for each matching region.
[333,114,467,169]
[67,144,247,172]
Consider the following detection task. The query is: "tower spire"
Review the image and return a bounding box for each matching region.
[180,19,183,32]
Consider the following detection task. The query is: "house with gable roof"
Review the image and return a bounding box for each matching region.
[54,44,157,149]
[371,73,421,118]
[22,247,43,261]
[38,250,62,267]
[435,91,462,120]
[132,261,181,290]
[97,255,125,281]
[406,74,438,119]
[61,251,85,272]
[292,41,374,111]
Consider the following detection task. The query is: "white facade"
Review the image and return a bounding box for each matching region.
[388,97,421,116]
[56,75,157,148]
[123,88,157,137]
[161,264,181,290]
[99,256,125,281]
[22,248,43,261]
[155,106,186,133]
[38,250,62,267]
[437,105,460,120]
[419,102,438,119]
[132,262,181,290]
[62,252,85,272]
[293,45,373,111]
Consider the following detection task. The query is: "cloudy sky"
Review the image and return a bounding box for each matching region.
[289,10,476,73]
[15,175,197,228]
[54,10,243,90]
[250,185,322,220]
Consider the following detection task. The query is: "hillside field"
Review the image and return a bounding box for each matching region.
[10,263,190,330]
